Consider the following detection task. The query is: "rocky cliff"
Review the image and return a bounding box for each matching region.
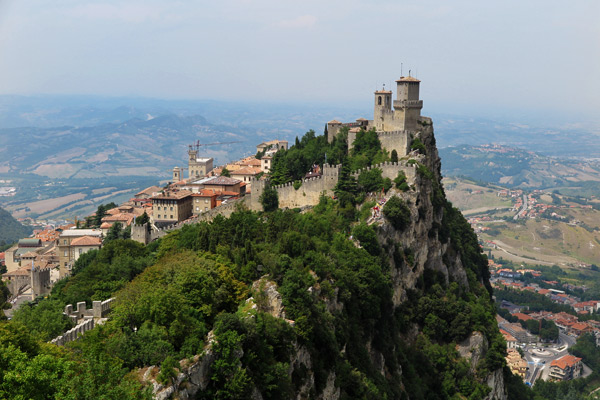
[146,117,508,399]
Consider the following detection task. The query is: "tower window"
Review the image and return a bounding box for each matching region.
[378,96,382,105]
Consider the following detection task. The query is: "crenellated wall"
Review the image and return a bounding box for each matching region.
[250,164,341,211]
[50,318,95,346]
[351,160,417,183]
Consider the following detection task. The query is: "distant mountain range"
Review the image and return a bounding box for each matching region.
[440,144,600,191]
[0,114,253,179]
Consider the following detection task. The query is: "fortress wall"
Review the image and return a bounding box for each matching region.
[273,164,341,209]
[250,164,341,211]
[352,161,417,184]
[377,131,411,157]
[50,318,95,346]
[196,197,249,221]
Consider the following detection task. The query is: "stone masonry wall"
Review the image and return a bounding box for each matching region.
[250,164,341,211]
[351,161,417,183]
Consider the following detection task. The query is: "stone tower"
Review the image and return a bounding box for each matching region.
[393,76,423,131]
[173,166,181,182]
[373,89,393,131]
[188,146,214,179]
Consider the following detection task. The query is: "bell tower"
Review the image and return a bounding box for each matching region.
[373,88,392,131]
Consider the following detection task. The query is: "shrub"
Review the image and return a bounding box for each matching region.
[383,196,411,231]
[410,137,426,154]
[394,171,409,191]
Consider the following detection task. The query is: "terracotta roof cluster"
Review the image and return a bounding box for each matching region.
[551,355,581,370]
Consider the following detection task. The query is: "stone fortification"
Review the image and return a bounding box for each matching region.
[50,298,115,346]
[351,160,417,182]
[196,197,249,221]
[250,163,341,211]
[63,297,115,323]
[50,318,95,346]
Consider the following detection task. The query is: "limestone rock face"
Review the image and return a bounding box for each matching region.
[252,277,286,319]
[147,117,507,399]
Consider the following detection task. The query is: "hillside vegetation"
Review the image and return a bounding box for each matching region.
[0,127,531,399]
[0,206,31,246]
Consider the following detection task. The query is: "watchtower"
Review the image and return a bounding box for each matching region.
[173,166,181,182]
[393,76,423,131]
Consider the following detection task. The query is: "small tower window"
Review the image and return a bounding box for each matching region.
[378,96,382,105]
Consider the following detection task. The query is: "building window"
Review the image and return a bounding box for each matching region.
[63,239,67,245]
[157,214,161,219]
[78,248,82,255]
[378,96,382,105]
[204,199,208,204]
[170,206,173,211]
[170,215,173,219]
[63,250,67,257]
[196,206,199,211]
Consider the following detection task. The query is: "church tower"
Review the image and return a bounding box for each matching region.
[393,76,423,131]
[173,166,181,182]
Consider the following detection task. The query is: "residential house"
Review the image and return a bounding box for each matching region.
[192,189,219,215]
[549,355,582,381]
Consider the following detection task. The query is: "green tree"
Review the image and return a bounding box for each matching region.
[383,196,411,231]
[221,167,231,177]
[260,186,279,212]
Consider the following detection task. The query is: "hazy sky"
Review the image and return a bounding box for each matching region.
[0,0,598,119]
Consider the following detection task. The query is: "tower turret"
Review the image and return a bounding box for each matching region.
[393,76,423,131]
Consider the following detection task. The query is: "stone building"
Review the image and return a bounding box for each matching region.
[257,140,288,153]
[192,189,219,215]
[58,229,103,278]
[188,145,214,179]
[151,189,193,226]
[327,74,424,157]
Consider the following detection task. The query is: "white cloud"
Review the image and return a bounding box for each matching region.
[275,15,317,29]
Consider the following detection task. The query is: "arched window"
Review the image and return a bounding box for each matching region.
[378,96,382,105]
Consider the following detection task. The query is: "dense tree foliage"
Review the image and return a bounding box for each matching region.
[0,206,31,245]
[0,129,518,399]
[259,185,279,212]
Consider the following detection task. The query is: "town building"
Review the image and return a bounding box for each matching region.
[192,189,219,215]
[506,349,527,379]
[151,190,193,226]
[58,229,103,278]
[500,329,518,349]
[549,355,582,381]
[256,140,288,154]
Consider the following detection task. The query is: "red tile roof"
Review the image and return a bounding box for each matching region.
[551,355,581,370]
[71,236,102,246]
[513,313,533,322]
